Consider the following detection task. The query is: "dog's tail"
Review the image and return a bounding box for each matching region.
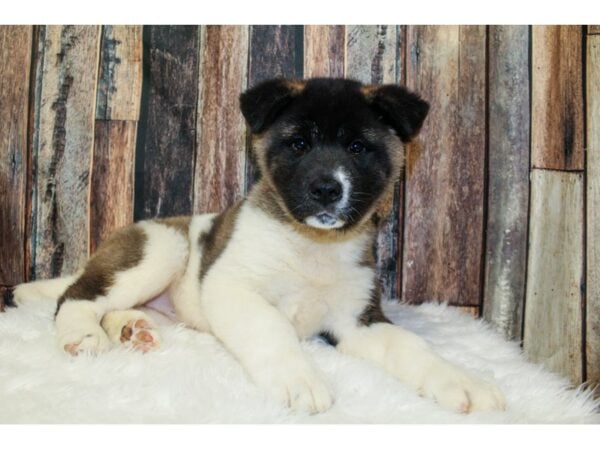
[11,273,80,307]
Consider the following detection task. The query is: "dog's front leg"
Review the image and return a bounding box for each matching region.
[336,322,505,413]
[202,282,333,414]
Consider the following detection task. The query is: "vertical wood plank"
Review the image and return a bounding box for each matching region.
[588,25,600,35]
[483,26,531,340]
[0,26,32,285]
[194,26,249,213]
[304,26,345,77]
[345,25,402,301]
[531,26,584,170]
[91,26,142,251]
[524,170,583,383]
[586,34,600,389]
[134,26,199,220]
[96,25,143,121]
[245,25,303,191]
[31,26,101,278]
[90,121,136,253]
[403,26,486,306]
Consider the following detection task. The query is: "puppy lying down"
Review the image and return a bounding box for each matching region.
[14,78,505,415]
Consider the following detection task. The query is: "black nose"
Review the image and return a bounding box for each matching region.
[309,178,342,205]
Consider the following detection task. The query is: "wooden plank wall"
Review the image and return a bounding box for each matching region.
[0,25,597,391]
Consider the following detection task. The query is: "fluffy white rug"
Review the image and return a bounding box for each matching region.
[0,300,598,424]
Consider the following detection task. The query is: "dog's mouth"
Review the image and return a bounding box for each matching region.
[304,212,346,230]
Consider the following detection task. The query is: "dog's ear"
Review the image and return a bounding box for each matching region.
[362,85,430,143]
[239,78,304,134]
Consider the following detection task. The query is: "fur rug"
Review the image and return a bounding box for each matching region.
[0,300,598,424]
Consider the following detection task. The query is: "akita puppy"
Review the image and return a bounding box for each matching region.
[14,78,505,414]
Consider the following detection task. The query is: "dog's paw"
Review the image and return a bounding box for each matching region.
[421,364,506,413]
[60,326,112,356]
[119,318,160,353]
[256,361,334,414]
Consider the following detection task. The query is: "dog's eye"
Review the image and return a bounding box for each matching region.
[348,140,366,154]
[291,137,309,152]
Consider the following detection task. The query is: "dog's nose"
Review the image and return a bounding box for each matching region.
[309,178,342,205]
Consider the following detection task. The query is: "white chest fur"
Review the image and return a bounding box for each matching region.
[211,205,376,338]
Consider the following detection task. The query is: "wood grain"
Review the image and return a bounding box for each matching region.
[96,26,142,121]
[483,26,530,340]
[90,121,136,252]
[194,25,249,213]
[0,26,32,286]
[524,170,583,384]
[346,25,402,301]
[245,25,303,191]
[403,26,486,306]
[532,26,584,170]
[589,25,600,35]
[304,26,345,77]
[31,26,101,278]
[586,34,600,389]
[134,26,199,220]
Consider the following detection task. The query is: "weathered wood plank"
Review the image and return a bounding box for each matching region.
[134,26,199,220]
[31,26,101,278]
[345,25,402,301]
[90,121,136,252]
[588,25,600,35]
[194,26,249,213]
[524,170,583,384]
[403,26,486,306]
[304,25,345,77]
[96,25,143,121]
[586,34,600,390]
[245,25,303,191]
[483,26,530,341]
[531,26,584,170]
[0,26,32,285]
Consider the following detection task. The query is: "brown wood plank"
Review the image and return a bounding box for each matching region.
[245,25,304,192]
[589,25,600,35]
[482,26,530,341]
[524,170,583,384]
[193,26,249,213]
[402,26,486,306]
[134,26,199,220]
[531,26,584,170]
[90,121,136,253]
[31,26,101,278]
[345,25,402,301]
[96,25,143,121]
[586,34,600,390]
[0,26,32,286]
[304,25,345,77]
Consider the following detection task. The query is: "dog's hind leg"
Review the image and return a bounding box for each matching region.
[56,221,189,356]
[101,309,161,353]
[12,273,81,306]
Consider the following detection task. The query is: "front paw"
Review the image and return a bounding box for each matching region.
[255,360,334,414]
[421,364,506,413]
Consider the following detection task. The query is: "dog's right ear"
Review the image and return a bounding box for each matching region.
[239,78,304,134]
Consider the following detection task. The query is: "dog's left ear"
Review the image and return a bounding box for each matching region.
[239,78,304,134]
[362,85,430,143]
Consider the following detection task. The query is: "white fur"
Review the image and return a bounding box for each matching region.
[334,166,351,211]
[1,300,598,423]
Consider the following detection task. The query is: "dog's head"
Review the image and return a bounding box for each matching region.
[240,78,429,232]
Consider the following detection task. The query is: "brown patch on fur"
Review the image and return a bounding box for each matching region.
[285,79,306,95]
[199,202,243,280]
[358,239,392,326]
[360,84,378,100]
[55,226,147,315]
[248,182,292,225]
[156,216,192,236]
